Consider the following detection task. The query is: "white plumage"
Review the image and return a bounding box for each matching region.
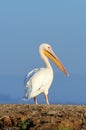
[24,43,69,104]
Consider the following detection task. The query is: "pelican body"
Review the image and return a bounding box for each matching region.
[24,43,69,104]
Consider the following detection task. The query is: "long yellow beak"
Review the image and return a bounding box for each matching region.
[43,49,69,77]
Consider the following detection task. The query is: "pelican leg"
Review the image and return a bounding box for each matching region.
[34,97,38,104]
[44,94,49,105]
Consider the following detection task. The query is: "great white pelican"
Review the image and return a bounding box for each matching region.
[24,43,69,104]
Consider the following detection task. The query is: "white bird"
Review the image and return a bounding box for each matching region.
[24,43,69,104]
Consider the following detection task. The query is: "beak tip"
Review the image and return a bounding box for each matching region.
[66,72,69,77]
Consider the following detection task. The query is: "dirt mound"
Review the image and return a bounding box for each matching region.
[0,104,86,130]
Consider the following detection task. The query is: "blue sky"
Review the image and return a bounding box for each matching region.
[0,1,86,104]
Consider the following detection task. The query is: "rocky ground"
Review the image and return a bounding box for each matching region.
[0,104,86,130]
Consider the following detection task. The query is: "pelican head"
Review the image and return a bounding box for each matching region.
[39,43,69,76]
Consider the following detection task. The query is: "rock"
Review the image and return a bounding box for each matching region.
[84,112,86,117]
[3,116,12,127]
[73,118,83,130]
[58,119,74,129]
[47,110,57,116]
[40,116,55,123]
[32,117,40,125]
[35,123,57,130]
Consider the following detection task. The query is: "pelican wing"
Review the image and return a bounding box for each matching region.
[23,68,40,100]
[24,68,39,86]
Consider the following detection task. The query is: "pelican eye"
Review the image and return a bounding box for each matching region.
[47,46,52,51]
[48,46,50,49]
